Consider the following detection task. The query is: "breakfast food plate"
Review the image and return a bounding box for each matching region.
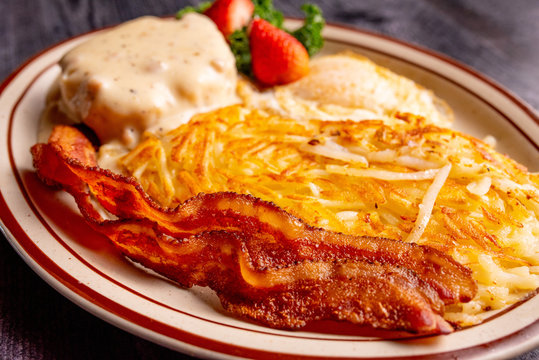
[1,19,538,359]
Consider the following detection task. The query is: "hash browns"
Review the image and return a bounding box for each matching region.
[117,105,539,326]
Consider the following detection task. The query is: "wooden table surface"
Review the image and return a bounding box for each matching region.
[1,0,538,359]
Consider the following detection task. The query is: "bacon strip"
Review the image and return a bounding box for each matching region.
[31,125,477,334]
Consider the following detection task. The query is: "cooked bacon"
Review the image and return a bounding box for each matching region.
[31,125,477,334]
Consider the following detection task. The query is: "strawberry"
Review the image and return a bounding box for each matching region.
[249,18,309,86]
[204,0,255,37]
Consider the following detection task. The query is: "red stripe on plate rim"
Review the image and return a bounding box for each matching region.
[1,20,538,359]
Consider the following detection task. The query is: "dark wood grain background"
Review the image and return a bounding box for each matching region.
[1,0,538,359]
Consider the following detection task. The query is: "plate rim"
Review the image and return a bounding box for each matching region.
[1,19,538,359]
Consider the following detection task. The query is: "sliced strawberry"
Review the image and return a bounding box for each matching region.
[249,18,309,86]
[204,0,255,37]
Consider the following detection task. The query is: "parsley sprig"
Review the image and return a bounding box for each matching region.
[175,1,212,18]
[176,0,325,77]
[290,4,325,57]
[230,0,324,76]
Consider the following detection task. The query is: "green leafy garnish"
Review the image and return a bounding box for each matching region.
[176,0,325,79]
[228,29,253,77]
[253,0,284,28]
[291,4,325,57]
[175,1,212,19]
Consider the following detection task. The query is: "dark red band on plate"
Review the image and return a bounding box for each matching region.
[1,19,538,359]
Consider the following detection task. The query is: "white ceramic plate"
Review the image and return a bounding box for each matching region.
[1,20,538,359]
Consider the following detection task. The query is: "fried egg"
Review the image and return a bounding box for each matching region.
[238,51,453,127]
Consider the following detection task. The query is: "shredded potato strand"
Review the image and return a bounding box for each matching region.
[406,164,452,244]
[326,165,439,181]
